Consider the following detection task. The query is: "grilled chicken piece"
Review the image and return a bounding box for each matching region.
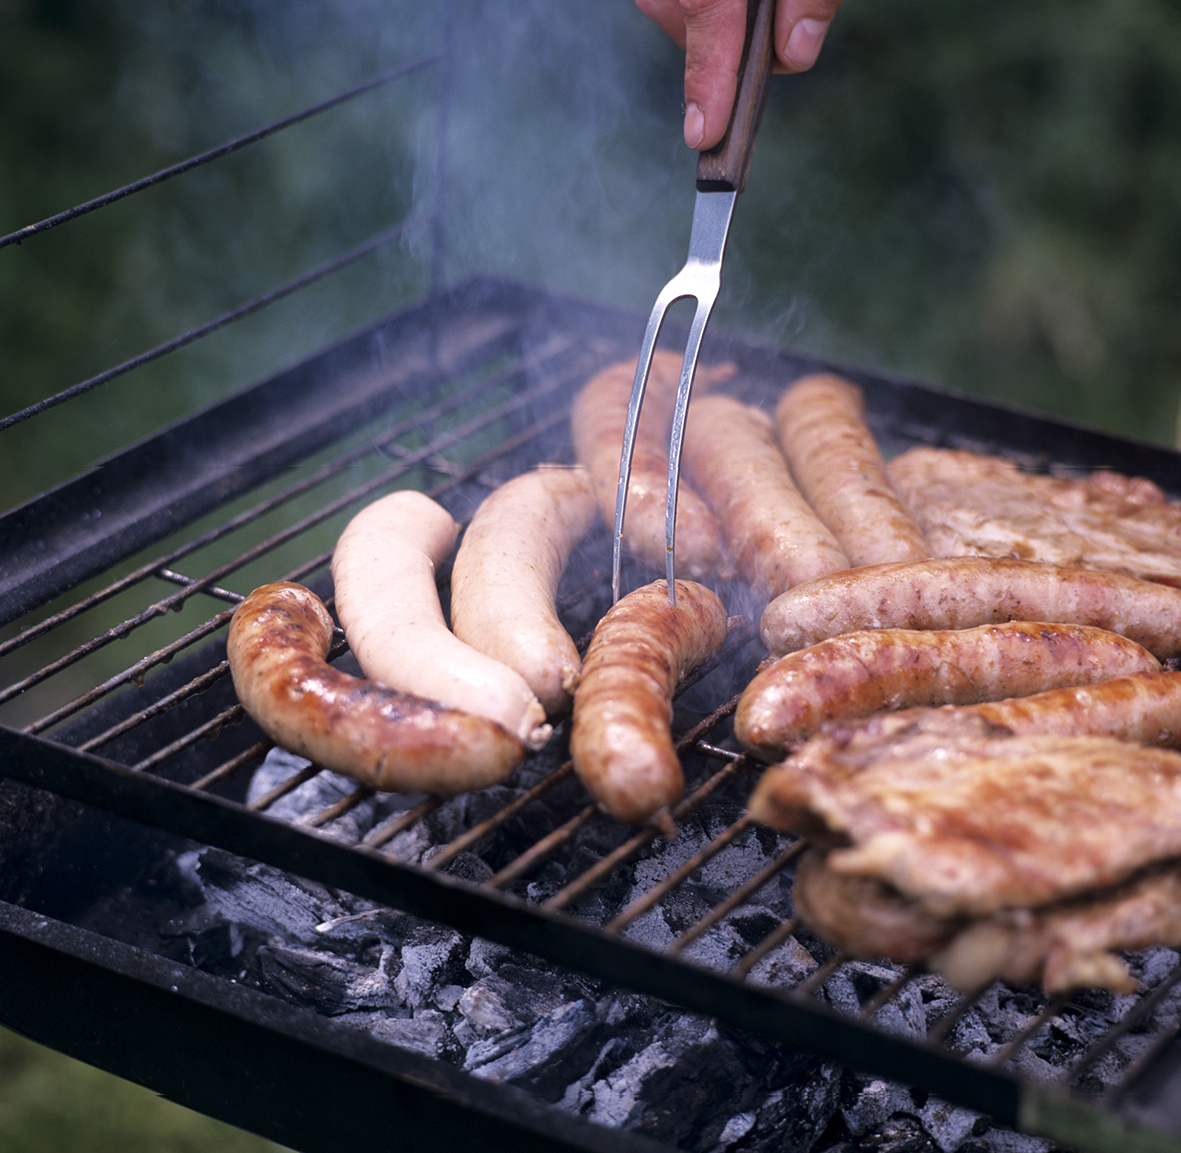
[792,846,1181,995]
[888,446,1181,586]
[750,712,1181,919]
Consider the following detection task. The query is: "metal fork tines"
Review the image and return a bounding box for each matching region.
[610,0,775,606]
[611,189,737,606]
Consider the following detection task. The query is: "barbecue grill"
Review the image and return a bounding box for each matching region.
[6,14,1181,1153]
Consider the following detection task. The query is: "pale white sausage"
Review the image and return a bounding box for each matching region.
[331,490,551,749]
[450,465,597,717]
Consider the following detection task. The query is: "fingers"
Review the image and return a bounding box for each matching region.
[637,0,749,150]
[638,0,846,152]
[774,0,845,72]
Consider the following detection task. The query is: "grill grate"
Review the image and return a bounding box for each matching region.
[5,279,1181,1152]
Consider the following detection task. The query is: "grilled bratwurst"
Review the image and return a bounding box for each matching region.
[760,557,1181,659]
[773,374,932,566]
[682,393,849,597]
[735,622,1161,763]
[227,582,524,795]
[570,579,729,827]
[571,351,736,580]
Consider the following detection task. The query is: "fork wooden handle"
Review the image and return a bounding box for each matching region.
[695,0,777,193]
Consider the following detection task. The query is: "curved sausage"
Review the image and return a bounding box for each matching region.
[760,557,1181,659]
[450,465,597,717]
[571,351,736,580]
[682,393,849,597]
[773,373,932,566]
[331,490,551,749]
[227,582,525,795]
[735,621,1161,762]
[849,670,1181,751]
[570,579,729,826]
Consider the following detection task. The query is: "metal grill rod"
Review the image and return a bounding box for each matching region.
[0,56,442,254]
[9,340,593,735]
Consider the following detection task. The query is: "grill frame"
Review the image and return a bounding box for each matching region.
[5,278,1181,1153]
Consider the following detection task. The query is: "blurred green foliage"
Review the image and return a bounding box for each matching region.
[3,0,1180,519]
[0,1024,286,1152]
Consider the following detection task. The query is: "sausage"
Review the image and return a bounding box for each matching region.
[450,465,597,717]
[735,621,1161,762]
[857,670,1181,750]
[331,490,551,749]
[773,373,932,566]
[571,351,737,580]
[682,393,849,597]
[227,582,525,794]
[760,557,1181,659]
[570,579,729,826]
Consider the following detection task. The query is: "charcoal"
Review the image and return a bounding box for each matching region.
[728,1063,843,1153]
[197,848,364,943]
[457,963,597,1040]
[370,1009,454,1060]
[573,1011,841,1153]
[466,936,518,980]
[247,749,381,842]
[466,998,604,1099]
[254,942,401,1014]
[392,924,468,1009]
[841,1079,918,1138]
[747,935,823,986]
[918,1098,987,1153]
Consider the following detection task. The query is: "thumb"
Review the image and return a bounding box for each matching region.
[774,0,845,73]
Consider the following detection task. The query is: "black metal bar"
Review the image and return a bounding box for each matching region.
[0,55,442,253]
[0,215,433,432]
[0,900,669,1153]
[0,724,1026,1128]
[0,278,539,626]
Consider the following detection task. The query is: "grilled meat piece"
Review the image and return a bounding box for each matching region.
[888,446,1181,586]
[750,712,1181,918]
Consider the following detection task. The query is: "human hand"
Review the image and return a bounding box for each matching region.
[636,0,846,150]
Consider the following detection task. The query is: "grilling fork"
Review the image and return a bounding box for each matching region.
[612,0,776,605]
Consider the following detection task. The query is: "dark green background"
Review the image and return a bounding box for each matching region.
[4,0,1181,518]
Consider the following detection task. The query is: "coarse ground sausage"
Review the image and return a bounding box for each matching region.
[571,351,736,580]
[228,582,524,794]
[773,374,931,566]
[682,393,849,597]
[760,557,1181,659]
[735,621,1161,762]
[570,579,729,827]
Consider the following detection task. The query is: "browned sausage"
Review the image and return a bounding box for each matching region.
[760,557,1181,659]
[571,351,736,580]
[682,393,849,597]
[773,374,931,566]
[735,622,1161,762]
[228,582,524,795]
[853,670,1181,750]
[570,579,729,826]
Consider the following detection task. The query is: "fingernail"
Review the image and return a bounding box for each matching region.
[784,17,829,70]
[683,101,705,150]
